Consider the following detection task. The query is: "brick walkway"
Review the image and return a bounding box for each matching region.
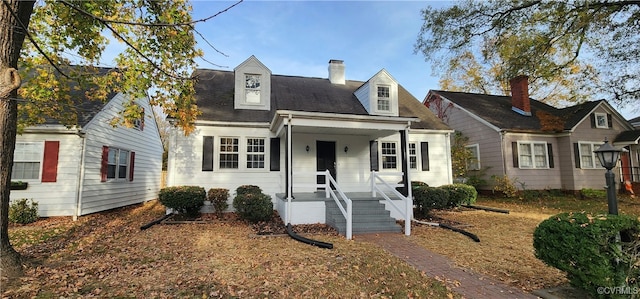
[356,233,540,299]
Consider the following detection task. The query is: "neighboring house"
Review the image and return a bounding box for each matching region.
[629,116,640,128]
[10,88,163,218]
[167,56,453,236]
[424,75,639,192]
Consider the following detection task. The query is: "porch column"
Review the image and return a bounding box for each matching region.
[286,118,293,224]
[400,128,412,236]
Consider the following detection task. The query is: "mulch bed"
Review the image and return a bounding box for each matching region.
[162,211,339,236]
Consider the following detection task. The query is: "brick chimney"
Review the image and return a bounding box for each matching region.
[510,75,531,116]
[328,59,345,85]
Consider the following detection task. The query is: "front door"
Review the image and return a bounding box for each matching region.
[316,141,336,189]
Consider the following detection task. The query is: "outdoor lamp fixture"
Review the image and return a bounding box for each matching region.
[306,145,310,152]
[593,139,622,215]
[344,146,349,153]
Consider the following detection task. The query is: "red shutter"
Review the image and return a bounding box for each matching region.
[129,151,135,181]
[41,141,59,182]
[101,146,109,182]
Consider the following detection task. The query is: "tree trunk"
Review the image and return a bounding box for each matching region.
[0,0,35,280]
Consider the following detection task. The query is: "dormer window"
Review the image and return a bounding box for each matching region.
[234,56,271,111]
[377,86,390,111]
[245,74,261,104]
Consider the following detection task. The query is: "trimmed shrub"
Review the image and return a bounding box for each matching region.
[580,188,607,199]
[207,188,229,217]
[491,175,519,198]
[533,212,640,298]
[9,198,39,224]
[413,186,449,218]
[233,185,273,223]
[441,184,478,206]
[158,186,206,217]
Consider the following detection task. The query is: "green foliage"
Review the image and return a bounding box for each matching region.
[158,186,205,217]
[533,212,640,298]
[450,131,472,179]
[415,1,637,106]
[413,186,449,218]
[441,184,477,205]
[465,168,489,190]
[207,188,229,217]
[9,181,28,190]
[9,198,39,224]
[491,175,519,198]
[232,185,273,223]
[580,188,607,199]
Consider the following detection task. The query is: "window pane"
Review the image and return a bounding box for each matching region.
[12,162,40,180]
[107,165,117,178]
[220,154,239,169]
[119,150,129,165]
[245,75,261,103]
[519,144,531,155]
[108,149,117,164]
[118,165,127,179]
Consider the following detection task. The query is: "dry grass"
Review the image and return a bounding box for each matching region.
[409,194,640,293]
[3,201,457,299]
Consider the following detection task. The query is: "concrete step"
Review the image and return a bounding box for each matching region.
[325,198,401,235]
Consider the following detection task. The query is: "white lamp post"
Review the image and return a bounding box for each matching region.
[593,139,622,215]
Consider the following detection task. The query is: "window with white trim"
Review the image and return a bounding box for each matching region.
[579,142,604,169]
[246,138,265,169]
[107,148,130,179]
[377,86,390,111]
[245,74,261,104]
[408,143,417,169]
[466,144,480,170]
[12,142,43,180]
[518,142,549,169]
[219,137,239,169]
[381,142,397,169]
[594,112,608,129]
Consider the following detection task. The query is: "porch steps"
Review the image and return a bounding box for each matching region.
[325,197,401,235]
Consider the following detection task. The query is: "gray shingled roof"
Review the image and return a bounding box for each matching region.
[194,69,450,131]
[432,90,603,132]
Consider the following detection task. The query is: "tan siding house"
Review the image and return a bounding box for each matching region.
[424,76,638,192]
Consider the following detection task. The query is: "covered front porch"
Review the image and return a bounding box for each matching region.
[269,110,419,239]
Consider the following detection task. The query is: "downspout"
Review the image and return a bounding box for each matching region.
[500,130,507,176]
[445,131,453,184]
[286,115,293,225]
[74,131,87,221]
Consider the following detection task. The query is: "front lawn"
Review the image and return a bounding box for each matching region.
[409,194,640,292]
[3,201,458,298]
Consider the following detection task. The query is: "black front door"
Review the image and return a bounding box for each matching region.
[316,141,336,189]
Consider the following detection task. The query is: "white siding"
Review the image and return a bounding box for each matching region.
[168,126,282,206]
[10,132,83,217]
[79,93,163,215]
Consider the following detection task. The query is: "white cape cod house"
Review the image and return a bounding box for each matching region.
[167,56,453,237]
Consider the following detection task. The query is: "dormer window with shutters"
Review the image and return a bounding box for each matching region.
[234,55,271,110]
[354,69,399,116]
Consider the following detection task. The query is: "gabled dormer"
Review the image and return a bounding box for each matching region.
[354,69,399,117]
[234,55,271,111]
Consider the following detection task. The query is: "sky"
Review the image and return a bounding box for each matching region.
[155,1,639,119]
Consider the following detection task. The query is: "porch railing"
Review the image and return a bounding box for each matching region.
[620,166,640,183]
[318,170,353,240]
[371,171,412,236]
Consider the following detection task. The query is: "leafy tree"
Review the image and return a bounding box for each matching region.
[0,0,239,279]
[450,131,472,180]
[415,1,638,108]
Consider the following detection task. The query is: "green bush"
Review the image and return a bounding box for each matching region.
[207,188,229,217]
[440,184,478,205]
[9,198,39,224]
[413,186,449,218]
[533,212,640,298]
[580,188,607,199]
[232,185,273,223]
[158,186,206,217]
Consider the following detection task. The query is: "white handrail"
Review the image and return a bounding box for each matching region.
[317,170,352,240]
[371,171,412,236]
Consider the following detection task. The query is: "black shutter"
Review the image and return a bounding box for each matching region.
[270,138,280,171]
[202,136,214,171]
[369,141,379,171]
[547,143,554,168]
[574,143,580,168]
[420,142,429,171]
[590,113,596,128]
[512,142,519,168]
[607,113,613,128]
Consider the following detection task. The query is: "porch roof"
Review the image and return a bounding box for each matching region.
[614,129,640,146]
[270,110,420,138]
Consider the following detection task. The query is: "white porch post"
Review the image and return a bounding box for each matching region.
[286,117,293,224]
[404,126,412,236]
